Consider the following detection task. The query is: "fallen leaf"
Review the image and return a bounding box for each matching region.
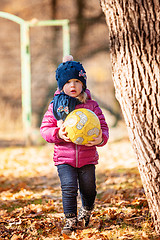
[11,234,22,240]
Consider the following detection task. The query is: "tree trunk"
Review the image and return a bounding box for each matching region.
[100,0,160,234]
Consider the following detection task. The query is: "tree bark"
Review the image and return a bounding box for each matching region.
[100,0,160,234]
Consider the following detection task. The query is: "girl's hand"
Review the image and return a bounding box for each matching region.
[85,129,103,146]
[58,123,71,142]
[57,119,64,128]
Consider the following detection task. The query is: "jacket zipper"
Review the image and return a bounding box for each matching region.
[76,144,78,168]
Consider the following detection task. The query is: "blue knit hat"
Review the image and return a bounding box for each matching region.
[55,60,87,91]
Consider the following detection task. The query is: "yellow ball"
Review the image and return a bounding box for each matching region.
[64,108,101,145]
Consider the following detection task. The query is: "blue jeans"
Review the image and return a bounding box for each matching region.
[57,164,96,217]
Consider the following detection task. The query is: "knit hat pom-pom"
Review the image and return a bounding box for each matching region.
[63,55,74,62]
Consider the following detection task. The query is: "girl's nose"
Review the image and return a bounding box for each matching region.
[70,81,75,86]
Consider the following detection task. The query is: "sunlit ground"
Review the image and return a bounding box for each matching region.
[0,124,158,239]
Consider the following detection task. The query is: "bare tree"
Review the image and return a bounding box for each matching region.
[100,0,160,234]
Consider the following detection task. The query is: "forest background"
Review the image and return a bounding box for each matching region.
[0,0,120,142]
[0,1,159,239]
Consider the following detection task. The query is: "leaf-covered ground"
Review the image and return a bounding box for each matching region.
[0,140,159,240]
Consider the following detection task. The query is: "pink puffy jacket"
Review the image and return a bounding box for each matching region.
[40,90,109,168]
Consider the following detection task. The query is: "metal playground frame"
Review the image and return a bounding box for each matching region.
[0,12,70,143]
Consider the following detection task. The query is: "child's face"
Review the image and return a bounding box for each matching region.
[63,79,83,97]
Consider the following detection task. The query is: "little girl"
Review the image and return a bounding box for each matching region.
[40,55,109,235]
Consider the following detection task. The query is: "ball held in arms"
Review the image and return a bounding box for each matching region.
[64,108,101,145]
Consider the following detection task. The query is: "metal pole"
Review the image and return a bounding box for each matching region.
[0,12,70,144]
[0,12,32,144]
[62,20,70,57]
[0,11,24,25]
[20,22,32,144]
[29,19,69,27]
[29,19,70,57]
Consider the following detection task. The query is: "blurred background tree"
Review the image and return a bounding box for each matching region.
[0,0,121,142]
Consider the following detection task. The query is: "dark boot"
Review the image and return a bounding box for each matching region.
[62,216,77,235]
[78,206,93,227]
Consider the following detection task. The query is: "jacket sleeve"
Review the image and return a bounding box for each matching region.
[93,102,109,147]
[40,103,63,144]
